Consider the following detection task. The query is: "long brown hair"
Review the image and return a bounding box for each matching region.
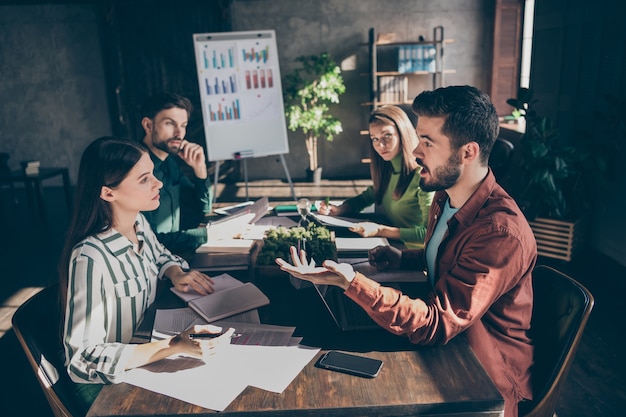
[58,137,148,317]
[368,105,419,204]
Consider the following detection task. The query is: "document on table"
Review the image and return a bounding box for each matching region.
[125,308,320,412]
[310,213,358,228]
[123,344,320,411]
[152,308,297,347]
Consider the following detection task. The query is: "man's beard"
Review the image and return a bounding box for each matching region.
[418,152,461,192]
[152,133,181,155]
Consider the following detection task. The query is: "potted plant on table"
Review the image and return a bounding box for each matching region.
[255,222,336,287]
[507,88,618,261]
[284,53,346,183]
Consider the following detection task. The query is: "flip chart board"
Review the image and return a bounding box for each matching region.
[193,30,289,162]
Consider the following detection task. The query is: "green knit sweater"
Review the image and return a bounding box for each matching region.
[342,154,433,248]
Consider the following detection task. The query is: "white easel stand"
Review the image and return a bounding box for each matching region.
[212,154,296,204]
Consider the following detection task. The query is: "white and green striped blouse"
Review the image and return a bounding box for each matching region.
[63,213,188,384]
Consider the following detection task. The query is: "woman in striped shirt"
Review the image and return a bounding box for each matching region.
[58,137,233,410]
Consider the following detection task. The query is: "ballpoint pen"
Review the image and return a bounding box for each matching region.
[189,331,240,340]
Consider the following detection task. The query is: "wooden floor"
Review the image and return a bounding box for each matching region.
[0,179,624,417]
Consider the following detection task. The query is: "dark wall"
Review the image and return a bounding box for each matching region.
[529,0,626,264]
[231,0,496,181]
[0,3,111,185]
[1,0,625,266]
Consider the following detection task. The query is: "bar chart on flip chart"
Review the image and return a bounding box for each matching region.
[193,30,289,162]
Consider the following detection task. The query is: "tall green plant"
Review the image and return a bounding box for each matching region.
[284,53,346,172]
[507,88,616,220]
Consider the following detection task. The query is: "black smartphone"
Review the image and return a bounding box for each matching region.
[316,350,383,378]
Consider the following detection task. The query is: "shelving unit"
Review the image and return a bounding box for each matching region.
[365,26,455,109]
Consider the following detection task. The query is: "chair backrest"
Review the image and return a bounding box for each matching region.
[519,265,594,417]
[488,137,515,181]
[11,284,87,417]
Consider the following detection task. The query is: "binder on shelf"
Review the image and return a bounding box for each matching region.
[378,76,408,104]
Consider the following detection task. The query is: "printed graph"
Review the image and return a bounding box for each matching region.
[208,99,241,121]
[244,69,274,90]
[204,74,237,95]
[193,30,289,161]
[202,45,235,69]
[242,45,269,63]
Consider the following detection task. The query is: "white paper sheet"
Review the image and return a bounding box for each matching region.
[123,344,319,411]
[151,307,261,341]
[310,213,358,228]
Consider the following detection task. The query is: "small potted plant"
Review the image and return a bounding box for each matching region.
[283,53,346,183]
[256,223,336,267]
[255,222,336,286]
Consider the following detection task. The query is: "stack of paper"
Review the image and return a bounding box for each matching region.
[21,160,40,175]
[125,274,320,412]
[310,213,357,229]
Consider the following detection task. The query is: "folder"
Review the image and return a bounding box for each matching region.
[178,282,270,323]
[196,239,256,254]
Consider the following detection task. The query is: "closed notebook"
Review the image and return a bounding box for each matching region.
[335,237,389,258]
[187,282,270,323]
[196,239,256,254]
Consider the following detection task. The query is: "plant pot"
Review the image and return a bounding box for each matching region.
[305,167,323,184]
[528,217,584,262]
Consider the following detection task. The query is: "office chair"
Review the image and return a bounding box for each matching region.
[12,284,88,417]
[488,137,515,181]
[519,265,594,417]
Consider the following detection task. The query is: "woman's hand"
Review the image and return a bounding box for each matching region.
[317,200,344,216]
[167,266,215,295]
[349,222,381,237]
[172,325,235,361]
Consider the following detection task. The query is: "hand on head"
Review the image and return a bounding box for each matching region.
[177,140,207,179]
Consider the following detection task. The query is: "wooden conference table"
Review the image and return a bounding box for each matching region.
[87,263,504,417]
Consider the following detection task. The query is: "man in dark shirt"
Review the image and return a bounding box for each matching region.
[140,93,213,256]
[277,85,536,417]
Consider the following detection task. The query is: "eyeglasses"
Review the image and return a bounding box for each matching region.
[370,133,395,146]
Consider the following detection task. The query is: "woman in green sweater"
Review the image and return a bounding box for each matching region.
[318,105,433,248]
